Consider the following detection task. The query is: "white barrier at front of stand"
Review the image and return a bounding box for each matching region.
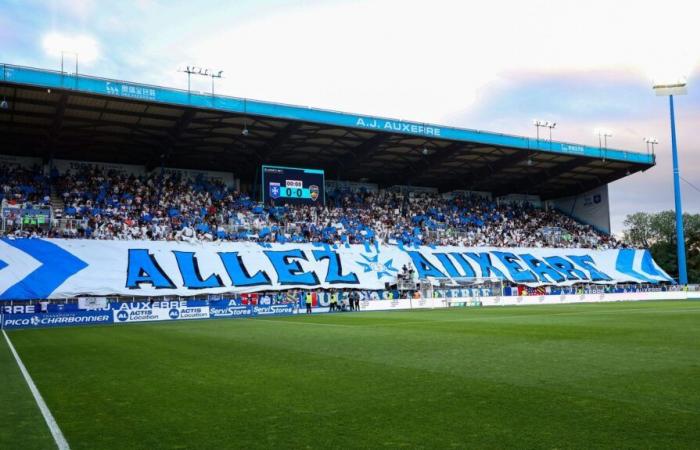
[348,291,695,313]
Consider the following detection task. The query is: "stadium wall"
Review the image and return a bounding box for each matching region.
[550,185,611,234]
[2,291,698,330]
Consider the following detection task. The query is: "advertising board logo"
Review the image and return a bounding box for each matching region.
[269,182,280,199]
[116,310,129,322]
[169,308,180,319]
[30,316,40,326]
[309,185,319,201]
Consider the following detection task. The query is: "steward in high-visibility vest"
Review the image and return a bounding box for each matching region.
[305,292,313,314]
[329,291,338,312]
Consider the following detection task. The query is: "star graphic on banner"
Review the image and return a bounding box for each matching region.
[356,253,398,279]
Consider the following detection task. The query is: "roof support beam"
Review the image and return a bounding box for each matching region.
[337,132,391,169]
[257,122,301,163]
[396,142,464,185]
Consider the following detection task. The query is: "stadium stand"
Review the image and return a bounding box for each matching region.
[0,161,621,249]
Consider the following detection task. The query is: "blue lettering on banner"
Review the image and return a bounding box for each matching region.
[465,252,507,279]
[433,253,462,278]
[263,250,319,285]
[448,253,477,278]
[172,251,223,289]
[406,252,447,279]
[0,239,676,301]
[543,256,587,281]
[567,255,612,282]
[491,252,537,283]
[218,252,271,287]
[519,254,565,283]
[125,249,176,289]
[311,249,359,284]
[2,311,112,329]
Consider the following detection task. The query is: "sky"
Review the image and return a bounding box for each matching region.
[1,0,699,234]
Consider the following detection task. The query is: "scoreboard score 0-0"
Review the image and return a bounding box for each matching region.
[262,165,325,205]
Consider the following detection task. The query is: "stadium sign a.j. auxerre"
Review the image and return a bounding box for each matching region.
[0,238,673,300]
[355,117,441,136]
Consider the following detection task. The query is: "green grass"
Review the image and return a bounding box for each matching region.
[0,331,55,450]
[3,300,700,449]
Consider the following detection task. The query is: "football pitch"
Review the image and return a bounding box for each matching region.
[2,301,699,449]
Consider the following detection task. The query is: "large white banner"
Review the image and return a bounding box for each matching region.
[0,238,673,300]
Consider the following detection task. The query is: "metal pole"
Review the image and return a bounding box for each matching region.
[669,94,688,285]
[61,52,64,74]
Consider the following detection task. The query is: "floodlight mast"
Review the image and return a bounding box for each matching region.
[179,66,223,97]
[60,51,78,75]
[644,137,658,155]
[595,128,613,149]
[654,78,688,285]
[533,119,556,148]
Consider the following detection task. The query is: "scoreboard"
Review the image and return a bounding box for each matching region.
[262,165,325,204]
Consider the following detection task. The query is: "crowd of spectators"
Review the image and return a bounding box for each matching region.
[1,162,51,235]
[0,162,50,209]
[0,163,621,249]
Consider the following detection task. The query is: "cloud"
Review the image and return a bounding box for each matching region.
[41,32,100,64]
[169,0,700,122]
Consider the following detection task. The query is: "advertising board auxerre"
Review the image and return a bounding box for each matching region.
[113,301,209,323]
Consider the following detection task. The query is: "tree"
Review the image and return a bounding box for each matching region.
[622,211,700,284]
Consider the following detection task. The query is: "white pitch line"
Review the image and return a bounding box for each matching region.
[2,330,70,450]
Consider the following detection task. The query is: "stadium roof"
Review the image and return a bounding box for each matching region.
[0,63,655,199]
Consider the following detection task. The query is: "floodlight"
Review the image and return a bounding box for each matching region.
[180,65,223,96]
[653,77,688,96]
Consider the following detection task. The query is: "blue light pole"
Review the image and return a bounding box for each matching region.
[668,94,688,285]
[655,79,688,285]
